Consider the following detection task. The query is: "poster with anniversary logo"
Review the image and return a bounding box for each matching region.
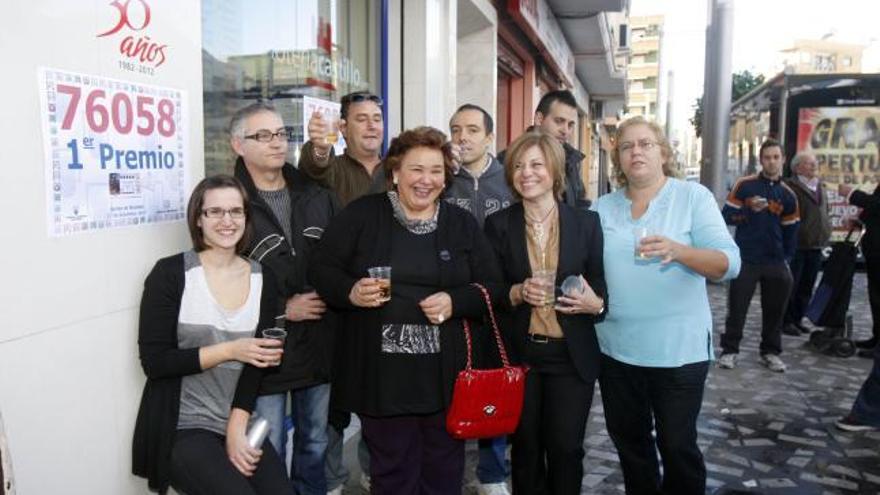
[38,67,188,236]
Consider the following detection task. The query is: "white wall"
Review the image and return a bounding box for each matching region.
[456,0,497,149]
[399,0,458,130]
[0,1,204,493]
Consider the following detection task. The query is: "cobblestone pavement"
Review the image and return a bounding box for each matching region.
[342,274,878,494]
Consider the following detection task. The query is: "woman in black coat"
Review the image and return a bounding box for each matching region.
[309,127,504,495]
[484,131,607,495]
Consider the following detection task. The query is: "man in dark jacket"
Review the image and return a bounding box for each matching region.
[446,104,513,227]
[230,102,338,495]
[782,152,831,336]
[497,90,589,210]
[840,171,880,355]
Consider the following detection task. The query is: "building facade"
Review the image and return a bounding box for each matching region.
[625,15,663,121]
[777,38,865,75]
[0,1,627,492]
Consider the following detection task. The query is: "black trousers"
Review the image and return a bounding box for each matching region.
[784,249,823,326]
[722,261,792,355]
[169,428,291,495]
[599,355,709,495]
[360,411,464,495]
[511,339,595,495]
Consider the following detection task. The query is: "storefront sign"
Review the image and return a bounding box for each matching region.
[796,106,880,238]
[38,67,188,236]
[507,0,575,87]
[302,96,346,155]
[97,0,169,76]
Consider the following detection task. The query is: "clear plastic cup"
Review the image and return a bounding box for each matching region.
[368,266,392,303]
[532,269,556,306]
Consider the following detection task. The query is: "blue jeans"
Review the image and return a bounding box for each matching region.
[850,345,880,427]
[476,436,509,483]
[599,354,709,495]
[256,383,330,495]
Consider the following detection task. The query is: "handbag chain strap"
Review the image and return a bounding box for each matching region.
[461,283,511,370]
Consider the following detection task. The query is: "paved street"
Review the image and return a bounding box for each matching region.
[339,273,878,494]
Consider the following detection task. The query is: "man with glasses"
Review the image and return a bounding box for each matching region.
[497,90,589,209]
[300,91,385,494]
[230,101,339,495]
[300,91,386,207]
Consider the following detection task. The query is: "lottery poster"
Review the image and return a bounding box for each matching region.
[38,67,189,236]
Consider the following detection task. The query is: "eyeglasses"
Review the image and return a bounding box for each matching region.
[243,129,291,143]
[202,207,246,219]
[618,139,659,154]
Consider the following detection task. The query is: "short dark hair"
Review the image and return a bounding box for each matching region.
[340,91,383,120]
[451,104,494,134]
[759,138,783,158]
[383,127,455,191]
[536,90,577,116]
[503,130,566,200]
[229,101,280,138]
[186,175,252,254]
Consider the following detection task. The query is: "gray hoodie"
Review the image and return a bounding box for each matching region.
[443,154,514,227]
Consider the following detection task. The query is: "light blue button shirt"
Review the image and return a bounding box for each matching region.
[592,178,741,367]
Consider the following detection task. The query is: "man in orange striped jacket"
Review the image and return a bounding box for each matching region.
[717,139,800,373]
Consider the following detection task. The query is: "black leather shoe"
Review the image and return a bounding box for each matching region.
[782,324,802,336]
[855,338,877,349]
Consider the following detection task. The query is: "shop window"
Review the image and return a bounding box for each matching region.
[202,0,383,175]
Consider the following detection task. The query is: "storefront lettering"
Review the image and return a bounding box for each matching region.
[270,49,362,88]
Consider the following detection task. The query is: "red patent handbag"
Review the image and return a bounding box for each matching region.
[446,283,528,440]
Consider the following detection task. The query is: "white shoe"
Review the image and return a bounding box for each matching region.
[359,472,371,492]
[716,353,737,369]
[327,487,343,495]
[761,353,786,373]
[477,482,511,495]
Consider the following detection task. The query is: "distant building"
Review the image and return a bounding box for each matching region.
[625,15,663,121]
[777,38,865,74]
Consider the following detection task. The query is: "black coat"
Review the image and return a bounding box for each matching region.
[234,158,340,392]
[309,193,505,416]
[484,202,606,383]
[851,184,880,254]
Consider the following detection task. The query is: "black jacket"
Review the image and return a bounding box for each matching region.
[850,183,880,254]
[234,158,340,392]
[309,193,505,416]
[131,253,277,493]
[484,202,606,383]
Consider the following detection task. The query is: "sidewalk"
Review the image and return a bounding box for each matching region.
[340,273,878,494]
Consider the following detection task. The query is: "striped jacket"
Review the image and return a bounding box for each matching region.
[722,173,800,264]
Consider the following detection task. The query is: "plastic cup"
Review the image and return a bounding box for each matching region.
[532,269,556,306]
[633,227,651,260]
[262,327,287,366]
[368,266,392,303]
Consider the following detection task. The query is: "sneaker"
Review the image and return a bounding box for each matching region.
[836,414,878,432]
[477,482,511,495]
[782,324,801,336]
[760,353,787,372]
[327,487,343,495]
[359,473,371,492]
[716,353,737,369]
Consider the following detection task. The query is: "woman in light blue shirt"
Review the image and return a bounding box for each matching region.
[592,117,740,495]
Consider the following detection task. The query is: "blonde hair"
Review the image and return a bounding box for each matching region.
[610,116,677,186]
[502,131,566,200]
